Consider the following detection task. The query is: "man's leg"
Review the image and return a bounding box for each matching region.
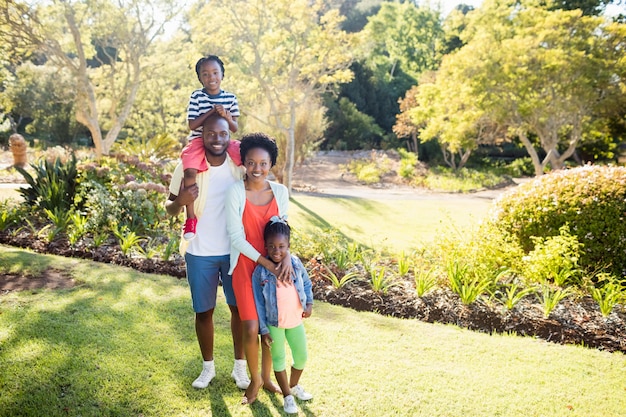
[221,260,249,389]
[196,309,215,361]
[185,253,221,389]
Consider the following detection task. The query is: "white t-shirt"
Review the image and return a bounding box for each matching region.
[184,161,238,256]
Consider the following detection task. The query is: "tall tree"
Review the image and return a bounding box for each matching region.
[0,0,179,156]
[407,0,626,175]
[360,1,443,81]
[189,0,355,193]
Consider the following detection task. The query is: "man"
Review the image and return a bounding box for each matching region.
[165,113,249,390]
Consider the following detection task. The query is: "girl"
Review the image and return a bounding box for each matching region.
[226,133,294,405]
[182,55,241,240]
[252,217,314,414]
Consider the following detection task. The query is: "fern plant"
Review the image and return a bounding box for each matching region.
[16,154,78,212]
[322,266,358,289]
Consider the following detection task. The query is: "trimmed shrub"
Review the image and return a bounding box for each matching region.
[489,165,626,279]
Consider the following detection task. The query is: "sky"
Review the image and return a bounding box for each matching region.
[436,0,626,17]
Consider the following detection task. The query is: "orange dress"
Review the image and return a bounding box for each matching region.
[232,197,279,321]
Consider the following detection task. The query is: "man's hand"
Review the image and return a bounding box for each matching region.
[177,181,199,207]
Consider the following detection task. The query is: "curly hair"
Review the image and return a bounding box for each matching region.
[263,218,291,243]
[239,133,279,167]
[195,55,225,83]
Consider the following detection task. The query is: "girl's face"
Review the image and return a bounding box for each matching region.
[265,234,289,264]
[244,147,272,183]
[199,60,223,95]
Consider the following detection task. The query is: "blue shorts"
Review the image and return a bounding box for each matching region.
[184,253,236,313]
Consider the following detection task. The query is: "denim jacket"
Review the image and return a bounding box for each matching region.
[252,255,313,336]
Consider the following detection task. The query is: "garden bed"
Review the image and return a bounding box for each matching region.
[1,232,624,354]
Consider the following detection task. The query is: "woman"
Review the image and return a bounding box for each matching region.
[226,132,293,405]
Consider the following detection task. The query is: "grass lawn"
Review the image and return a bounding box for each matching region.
[289,194,493,252]
[1,246,625,417]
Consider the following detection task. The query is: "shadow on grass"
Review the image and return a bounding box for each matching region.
[0,260,250,416]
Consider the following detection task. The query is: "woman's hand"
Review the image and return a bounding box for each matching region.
[276,251,294,283]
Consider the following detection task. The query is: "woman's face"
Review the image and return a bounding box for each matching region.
[244,147,272,183]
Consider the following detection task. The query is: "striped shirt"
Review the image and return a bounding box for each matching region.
[187,88,240,139]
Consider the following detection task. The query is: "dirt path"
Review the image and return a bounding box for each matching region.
[291,150,518,201]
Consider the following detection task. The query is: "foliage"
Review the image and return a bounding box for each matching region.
[322,266,359,289]
[360,1,443,80]
[497,281,536,311]
[111,133,181,163]
[1,62,86,144]
[190,0,356,191]
[589,273,624,317]
[519,226,582,287]
[16,154,78,212]
[406,1,626,175]
[489,166,626,278]
[398,149,418,179]
[322,97,384,150]
[537,284,575,318]
[446,260,503,305]
[112,224,146,256]
[369,266,397,294]
[414,268,437,297]
[424,166,509,192]
[0,200,20,231]
[0,0,181,156]
[344,151,393,184]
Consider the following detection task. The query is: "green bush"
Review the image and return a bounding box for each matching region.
[398,149,418,179]
[489,165,626,279]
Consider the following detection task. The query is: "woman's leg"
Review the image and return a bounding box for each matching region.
[242,319,263,404]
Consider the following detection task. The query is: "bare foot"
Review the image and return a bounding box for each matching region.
[242,376,263,405]
[263,381,282,395]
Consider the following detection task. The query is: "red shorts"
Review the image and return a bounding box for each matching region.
[181,138,242,172]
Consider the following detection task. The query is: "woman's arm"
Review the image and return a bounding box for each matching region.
[225,182,262,262]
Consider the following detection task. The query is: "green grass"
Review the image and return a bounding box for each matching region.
[1,246,625,417]
[290,194,492,252]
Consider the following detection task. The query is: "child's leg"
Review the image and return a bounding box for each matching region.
[284,324,308,388]
[180,138,206,241]
[183,168,198,220]
[268,325,290,396]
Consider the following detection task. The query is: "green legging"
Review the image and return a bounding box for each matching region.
[268,323,308,372]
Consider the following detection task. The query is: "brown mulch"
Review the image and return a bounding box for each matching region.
[1,231,625,355]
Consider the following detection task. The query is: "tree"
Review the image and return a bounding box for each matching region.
[0,0,179,156]
[408,0,626,175]
[189,0,355,193]
[360,1,443,81]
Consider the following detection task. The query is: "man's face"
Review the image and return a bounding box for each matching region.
[202,118,230,157]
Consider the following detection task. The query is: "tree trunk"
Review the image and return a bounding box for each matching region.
[518,131,544,176]
[284,102,297,195]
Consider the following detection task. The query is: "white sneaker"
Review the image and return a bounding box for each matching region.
[290,384,313,401]
[283,394,298,414]
[191,363,215,389]
[231,360,250,389]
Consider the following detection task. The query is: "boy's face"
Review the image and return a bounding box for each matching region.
[199,60,223,94]
[265,234,289,264]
